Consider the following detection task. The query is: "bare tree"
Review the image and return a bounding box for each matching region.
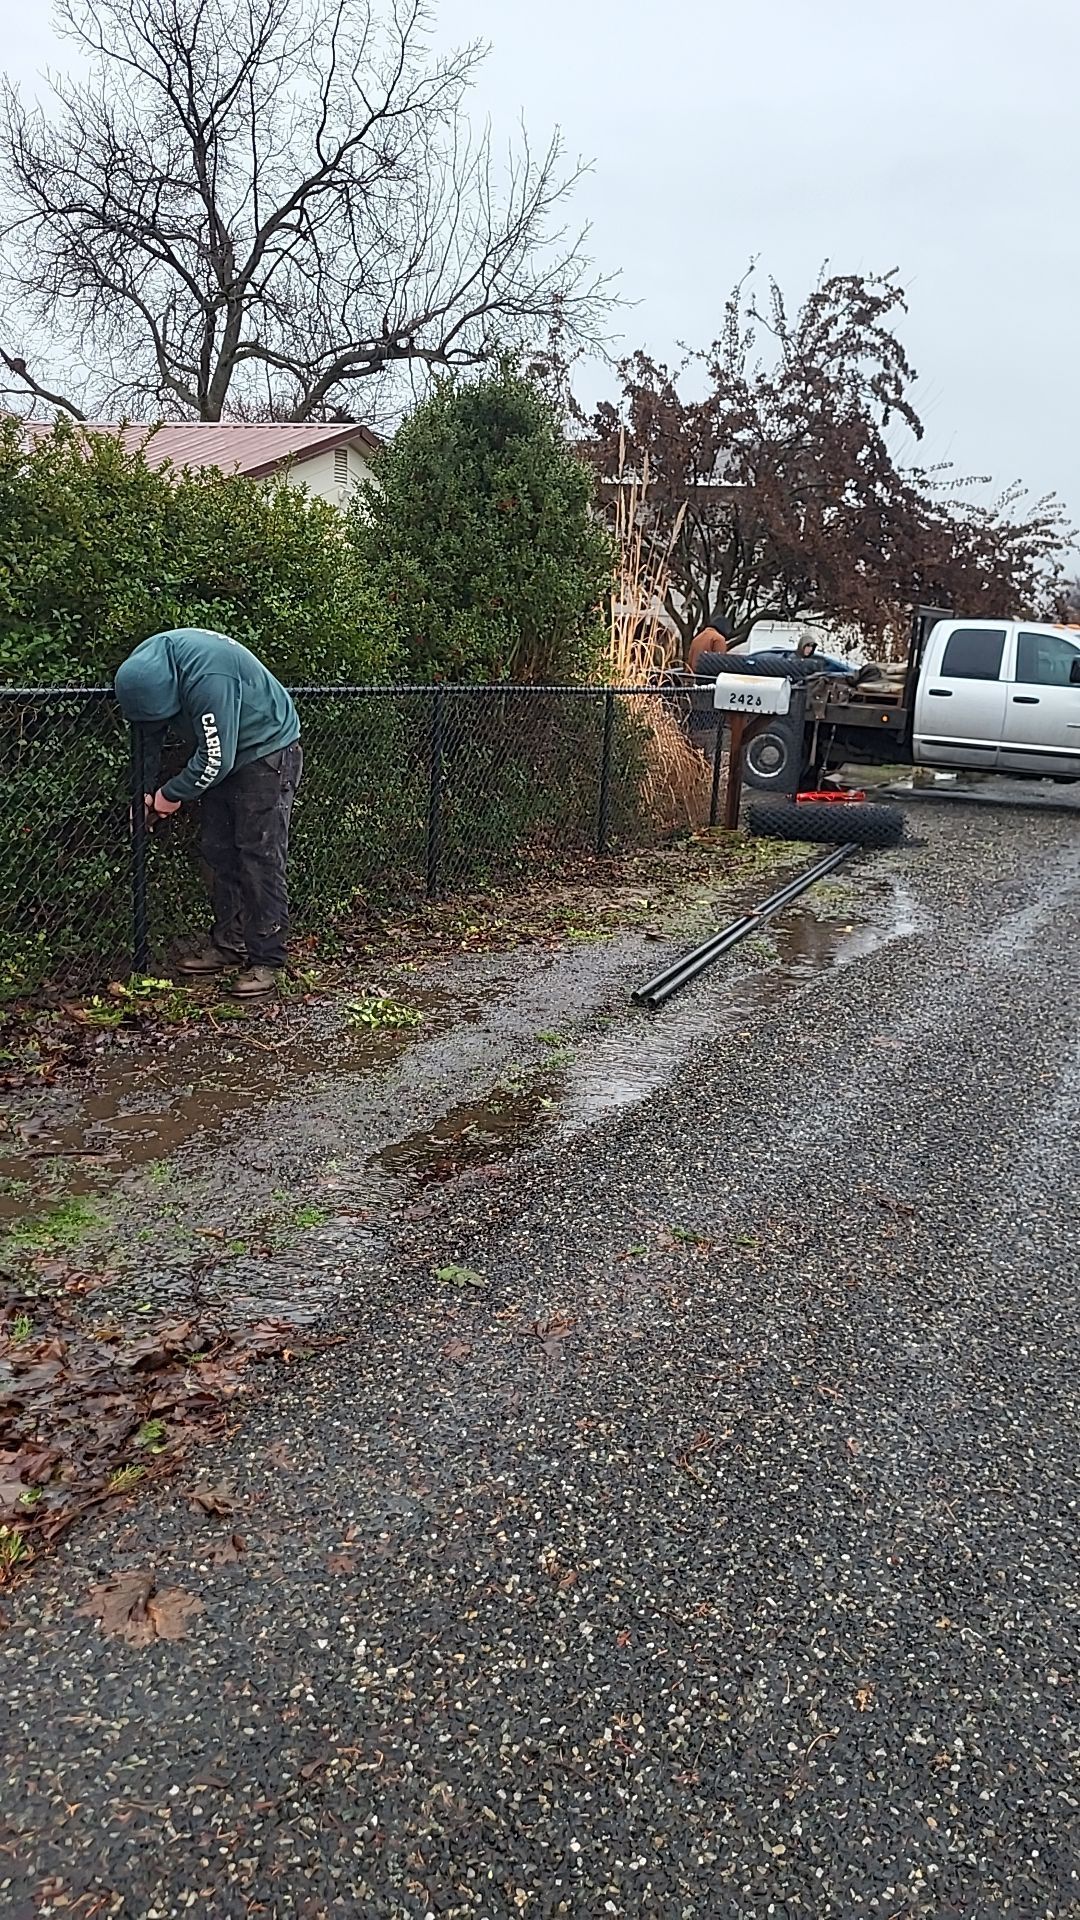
[581,270,1071,656]
[0,0,609,422]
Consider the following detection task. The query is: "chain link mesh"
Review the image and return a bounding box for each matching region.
[2,684,719,991]
[0,691,132,993]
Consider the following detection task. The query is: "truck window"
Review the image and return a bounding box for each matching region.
[1016,630,1080,686]
[939,627,1007,679]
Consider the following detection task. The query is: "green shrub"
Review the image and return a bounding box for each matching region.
[0,409,651,990]
[0,417,399,686]
[349,366,613,684]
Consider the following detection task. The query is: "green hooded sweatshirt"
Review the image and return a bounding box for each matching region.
[114,629,299,803]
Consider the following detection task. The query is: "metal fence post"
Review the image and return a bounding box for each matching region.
[129,721,151,974]
[708,712,725,828]
[595,688,615,855]
[426,686,445,899]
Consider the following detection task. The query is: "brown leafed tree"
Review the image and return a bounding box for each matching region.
[581,270,1071,657]
[0,0,609,423]
[1048,574,1080,624]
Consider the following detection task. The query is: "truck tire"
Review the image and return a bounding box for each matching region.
[709,652,793,678]
[742,721,811,794]
[746,798,906,848]
[711,650,854,685]
[709,652,821,681]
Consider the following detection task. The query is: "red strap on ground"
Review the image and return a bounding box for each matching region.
[796,790,867,804]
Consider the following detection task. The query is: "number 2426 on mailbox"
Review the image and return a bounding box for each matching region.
[712,676,792,715]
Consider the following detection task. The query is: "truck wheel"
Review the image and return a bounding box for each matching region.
[746,798,906,848]
[742,722,810,794]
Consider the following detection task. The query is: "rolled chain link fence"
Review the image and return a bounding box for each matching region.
[1,683,723,993]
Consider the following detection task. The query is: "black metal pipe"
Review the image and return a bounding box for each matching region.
[708,715,725,828]
[425,686,445,899]
[633,842,858,1008]
[634,851,850,1005]
[596,687,615,855]
[129,722,151,975]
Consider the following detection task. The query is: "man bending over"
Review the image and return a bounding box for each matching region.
[114,628,301,998]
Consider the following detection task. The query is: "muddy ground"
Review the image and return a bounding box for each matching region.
[1,831,882,1325]
[1,803,1077,1919]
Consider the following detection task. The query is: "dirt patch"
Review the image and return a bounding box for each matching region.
[317,827,800,966]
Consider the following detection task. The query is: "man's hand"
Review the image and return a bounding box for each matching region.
[145,789,182,820]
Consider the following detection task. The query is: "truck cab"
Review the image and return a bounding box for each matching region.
[912,619,1080,777]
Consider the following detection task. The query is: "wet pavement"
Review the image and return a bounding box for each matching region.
[1,808,1078,1918]
[1,852,915,1320]
[883,771,1080,813]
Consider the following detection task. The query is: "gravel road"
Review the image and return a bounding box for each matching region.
[2,804,1078,1919]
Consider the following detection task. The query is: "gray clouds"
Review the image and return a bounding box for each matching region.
[3,0,1077,527]
[439,0,1080,527]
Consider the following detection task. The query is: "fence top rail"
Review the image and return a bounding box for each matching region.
[0,685,115,698]
[0,678,706,701]
[288,681,695,697]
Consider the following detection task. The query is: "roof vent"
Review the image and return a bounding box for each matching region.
[333,446,349,485]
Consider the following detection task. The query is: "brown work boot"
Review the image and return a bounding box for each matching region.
[174,940,245,975]
[230,965,278,998]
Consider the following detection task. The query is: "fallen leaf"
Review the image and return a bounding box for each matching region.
[78,1571,204,1644]
[434,1264,487,1290]
[147,1584,205,1640]
[854,1685,876,1712]
[186,1480,236,1517]
[528,1315,577,1358]
[264,1442,293,1470]
[209,1532,245,1566]
[327,1552,357,1575]
[117,1320,199,1370]
[441,1338,472,1363]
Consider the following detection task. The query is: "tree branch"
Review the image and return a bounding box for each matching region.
[0,347,86,417]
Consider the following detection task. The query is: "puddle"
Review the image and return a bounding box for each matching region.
[0,988,464,1230]
[377,1077,556,1184]
[367,877,924,1183]
[3,877,923,1269]
[176,1241,383,1329]
[556,876,923,1135]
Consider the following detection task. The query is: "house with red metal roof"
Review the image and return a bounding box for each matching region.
[19,419,380,505]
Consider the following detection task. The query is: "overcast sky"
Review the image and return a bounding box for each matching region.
[3,0,1078,531]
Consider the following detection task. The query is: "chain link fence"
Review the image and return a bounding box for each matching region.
[1,682,724,993]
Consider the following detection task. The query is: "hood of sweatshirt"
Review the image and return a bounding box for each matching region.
[113,632,183,722]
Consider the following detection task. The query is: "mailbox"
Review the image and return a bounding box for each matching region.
[712,674,792,716]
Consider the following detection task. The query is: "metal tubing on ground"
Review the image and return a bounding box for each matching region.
[633,842,858,1009]
[633,857,847,1007]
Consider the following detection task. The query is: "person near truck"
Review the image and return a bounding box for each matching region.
[113,628,302,998]
[686,611,733,677]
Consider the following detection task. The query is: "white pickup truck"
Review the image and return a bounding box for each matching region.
[731,609,1080,791]
[911,618,1080,776]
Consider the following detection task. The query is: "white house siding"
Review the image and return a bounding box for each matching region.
[282,443,375,504]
